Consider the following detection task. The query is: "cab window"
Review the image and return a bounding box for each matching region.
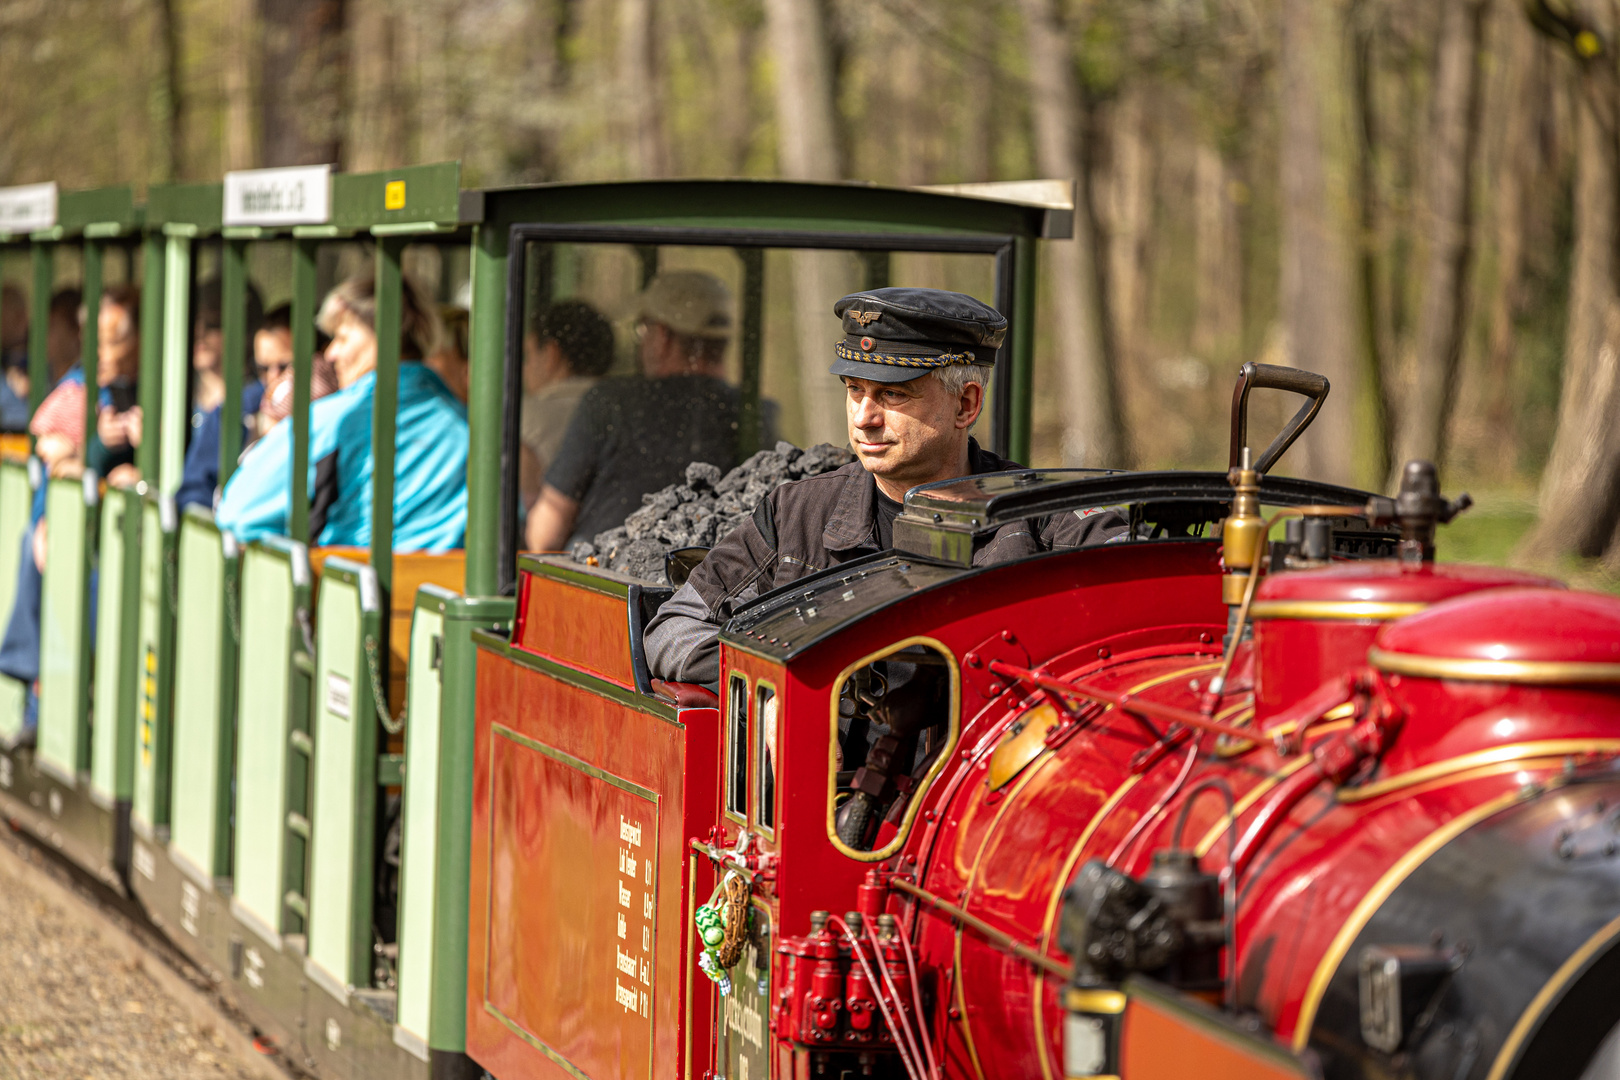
[829,639,957,860]
[725,673,748,821]
[755,683,778,834]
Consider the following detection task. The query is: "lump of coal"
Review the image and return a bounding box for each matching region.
[574,441,853,583]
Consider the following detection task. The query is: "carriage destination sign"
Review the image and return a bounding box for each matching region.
[224,164,331,227]
[0,182,58,234]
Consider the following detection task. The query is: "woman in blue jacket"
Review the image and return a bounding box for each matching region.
[216,274,468,552]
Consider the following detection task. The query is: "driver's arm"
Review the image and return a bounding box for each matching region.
[645,496,781,687]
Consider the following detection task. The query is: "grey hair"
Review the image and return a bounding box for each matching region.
[931,362,989,398]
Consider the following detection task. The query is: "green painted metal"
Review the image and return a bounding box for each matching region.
[332,163,461,231]
[393,586,513,1052]
[306,556,381,992]
[56,186,138,235]
[463,223,506,599]
[168,510,239,880]
[144,182,224,234]
[289,239,316,544]
[1009,235,1037,465]
[89,487,140,802]
[36,478,93,782]
[219,238,247,487]
[479,179,1054,238]
[158,236,191,495]
[131,498,176,834]
[136,233,166,480]
[0,461,29,745]
[394,598,445,1046]
[27,243,50,418]
[371,237,403,599]
[737,249,764,457]
[80,240,102,451]
[229,538,310,946]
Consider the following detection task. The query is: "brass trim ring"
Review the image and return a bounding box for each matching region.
[1368,647,1620,684]
[1250,600,1428,621]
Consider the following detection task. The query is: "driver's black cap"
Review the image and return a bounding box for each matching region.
[831,287,1006,384]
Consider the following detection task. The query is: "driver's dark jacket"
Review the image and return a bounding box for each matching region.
[643,439,1128,686]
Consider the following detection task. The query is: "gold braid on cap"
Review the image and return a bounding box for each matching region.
[835,340,976,368]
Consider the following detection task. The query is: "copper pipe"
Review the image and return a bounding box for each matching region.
[890,878,1072,981]
[988,661,1255,743]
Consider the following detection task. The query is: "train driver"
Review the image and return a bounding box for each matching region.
[644,287,1127,687]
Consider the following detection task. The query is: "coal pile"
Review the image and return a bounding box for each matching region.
[571,441,854,582]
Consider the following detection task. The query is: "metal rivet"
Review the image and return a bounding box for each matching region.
[1097,647,1111,659]
[1001,630,1016,643]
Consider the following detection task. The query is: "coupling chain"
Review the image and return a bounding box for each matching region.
[363,633,405,736]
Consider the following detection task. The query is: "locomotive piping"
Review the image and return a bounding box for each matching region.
[1289,786,1535,1051]
[1248,600,1428,621]
[891,876,1071,980]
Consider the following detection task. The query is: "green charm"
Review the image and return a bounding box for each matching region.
[696,904,726,947]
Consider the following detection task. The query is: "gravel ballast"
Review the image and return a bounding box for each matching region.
[572,441,854,582]
[0,841,272,1080]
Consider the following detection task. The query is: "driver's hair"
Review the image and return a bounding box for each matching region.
[932,362,988,398]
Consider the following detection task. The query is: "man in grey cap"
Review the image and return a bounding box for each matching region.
[645,286,1125,687]
[528,270,748,551]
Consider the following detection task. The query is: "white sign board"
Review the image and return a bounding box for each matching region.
[223,164,332,227]
[0,182,58,234]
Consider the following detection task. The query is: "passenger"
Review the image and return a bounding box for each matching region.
[173,280,266,509]
[645,287,1129,687]
[252,308,338,441]
[527,271,743,552]
[0,285,28,432]
[29,287,133,481]
[85,284,143,480]
[426,305,470,404]
[215,274,468,551]
[517,299,614,514]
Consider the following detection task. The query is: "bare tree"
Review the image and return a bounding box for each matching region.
[617,0,666,177]
[1019,0,1125,466]
[763,0,851,446]
[223,0,259,171]
[1278,0,1361,486]
[1390,0,1489,479]
[347,0,405,171]
[1521,0,1620,564]
[151,0,184,180]
[259,0,345,166]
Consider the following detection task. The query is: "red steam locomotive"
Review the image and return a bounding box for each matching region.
[465,364,1620,1080]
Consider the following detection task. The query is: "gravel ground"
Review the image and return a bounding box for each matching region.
[0,841,272,1080]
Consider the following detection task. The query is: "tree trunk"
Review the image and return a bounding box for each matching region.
[1277,0,1361,486]
[150,0,184,180]
[1390,0,1489,480]
[763,0,850,446]
[1018,0,1124,466]
[223,0,258,171]
[259,0,345,166]
[346,0,404,172]
[1193,141,1242,361]
[1520,44,1620,564]
[617,0,666,177]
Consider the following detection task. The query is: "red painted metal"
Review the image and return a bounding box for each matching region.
[1252,562,1558,723]
[468,531,1620,1080]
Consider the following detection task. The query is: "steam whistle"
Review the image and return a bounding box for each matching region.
[1364,460,1472,565]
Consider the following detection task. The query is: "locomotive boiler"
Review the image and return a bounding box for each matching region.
[466,364,1620,1080]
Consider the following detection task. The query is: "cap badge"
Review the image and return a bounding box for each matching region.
[849,310,882,327]
[860,337,875,351]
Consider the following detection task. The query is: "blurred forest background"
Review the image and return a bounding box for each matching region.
[1,0,1618,574]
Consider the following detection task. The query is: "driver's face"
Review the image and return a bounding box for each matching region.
[843,373,974,485]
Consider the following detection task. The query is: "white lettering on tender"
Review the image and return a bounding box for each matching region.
[618,882,632,908]
[620,816,642,847]
[619,848,637,878]
[617,912,627,940]
[615,980,639,1013]
[643,892,653,918]
[724,984,765,1049]
[617,946,638,976]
